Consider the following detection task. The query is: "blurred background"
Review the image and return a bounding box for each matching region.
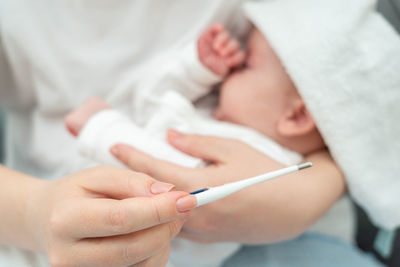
[378,0,400,32]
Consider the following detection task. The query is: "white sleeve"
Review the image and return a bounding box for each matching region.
[131,43,223,125]
[178,42,223,96]
[77,109,202,168]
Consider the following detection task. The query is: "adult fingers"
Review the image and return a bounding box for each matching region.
[167,129,236,163]
[54,191,196,238]
[130,245,170,267]
[74,166,159,199]
[111,144,193,190]
[54,220,181,267]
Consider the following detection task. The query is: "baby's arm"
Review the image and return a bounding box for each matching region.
[197,24,246,76]
[127,24,246,126]
[65,98,202,168]
[65,97,111,137]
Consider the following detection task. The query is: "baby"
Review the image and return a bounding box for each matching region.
[65,23,334,267]
[66,24,324,160]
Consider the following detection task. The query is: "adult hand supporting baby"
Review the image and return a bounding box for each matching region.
[0,165,196,266]
[112,130,345,245]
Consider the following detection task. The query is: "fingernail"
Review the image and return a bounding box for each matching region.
[150,182,175,194]
[110,146,119,157]
[176,195,197,212]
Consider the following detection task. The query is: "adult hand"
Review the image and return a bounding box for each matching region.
[26,166,196,266]
[111,130,345,245]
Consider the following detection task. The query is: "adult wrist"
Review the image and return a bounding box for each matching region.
[23,176,51,252]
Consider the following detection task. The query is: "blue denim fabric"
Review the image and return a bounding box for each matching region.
[222,233,384,267]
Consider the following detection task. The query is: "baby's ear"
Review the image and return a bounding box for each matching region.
[277,99,316,137]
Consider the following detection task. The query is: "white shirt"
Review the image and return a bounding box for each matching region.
[0,1,245,266]
[0,0,245,179]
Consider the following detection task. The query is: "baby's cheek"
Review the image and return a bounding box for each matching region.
[213,107,224,120]
[216,96,242,123]
[214,94,233,121]
[218,77,249,121]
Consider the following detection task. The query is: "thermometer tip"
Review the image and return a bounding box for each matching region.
[298,162,313,170]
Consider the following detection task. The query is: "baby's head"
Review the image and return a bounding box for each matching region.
[214,28,324,155]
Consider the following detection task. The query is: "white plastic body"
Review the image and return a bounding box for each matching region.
[195,164,300,207]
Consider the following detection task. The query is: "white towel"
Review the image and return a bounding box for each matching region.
[244,0,400,229]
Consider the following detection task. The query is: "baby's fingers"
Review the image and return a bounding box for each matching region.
[220,39,241,57]
[199,23,223,44]
[208,23,224,36]
[213,30,230,51]
[227,50,246,68]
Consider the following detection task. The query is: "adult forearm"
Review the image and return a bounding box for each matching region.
[181,150,345,244]
[0,165,47,250]
[111,134,346,245]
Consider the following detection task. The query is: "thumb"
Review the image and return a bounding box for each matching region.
[167,129,235,163]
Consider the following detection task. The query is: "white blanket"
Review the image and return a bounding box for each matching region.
[244,0,400,229]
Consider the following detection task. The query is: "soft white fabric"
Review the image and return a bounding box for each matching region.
[0,0,246,265]
[0,0,246,179]
[78,41,226,170]
[244,0,400,230]
[78,109,203,169]
[111,42,224,127]
[80,93,303,168]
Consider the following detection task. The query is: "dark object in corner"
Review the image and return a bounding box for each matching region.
[355,204,400,267]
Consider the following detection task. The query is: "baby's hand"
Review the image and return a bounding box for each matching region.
[65,97,110,137]
[198,24,245,76]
